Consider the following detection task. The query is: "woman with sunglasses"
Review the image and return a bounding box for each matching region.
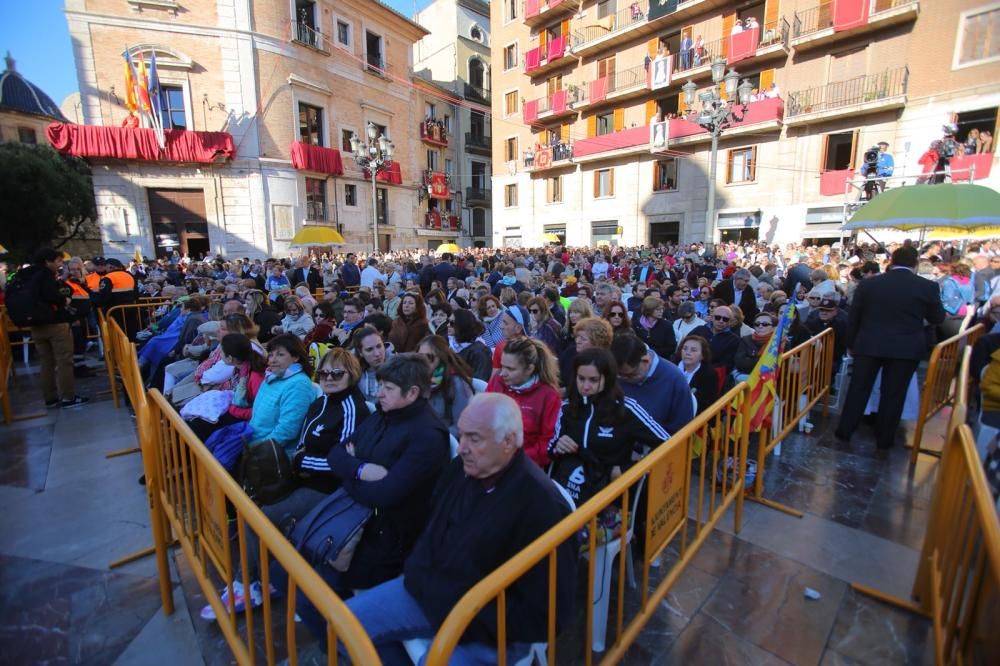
[527,296,562,355]
[733,312,779,382]
[271,295,315,340]
[417,335,475,436]
[602,302,632,337]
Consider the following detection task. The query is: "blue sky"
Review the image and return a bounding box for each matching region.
[0,0,430,108]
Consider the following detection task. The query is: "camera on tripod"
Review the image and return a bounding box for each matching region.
[863,147,880,167]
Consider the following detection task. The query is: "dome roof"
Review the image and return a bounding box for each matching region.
[0,53,68,122]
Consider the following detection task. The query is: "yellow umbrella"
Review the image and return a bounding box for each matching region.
[289,226,346,247]
[541,232,561,243]
[436,243,461,255]
[0,244,7,254]
[927,226,1000,240]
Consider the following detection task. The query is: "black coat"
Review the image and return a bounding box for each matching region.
[686,363,719,414]
[403,451,576,644]
[457,341,492,382]
[632,318,676,360]
[713,280,759,322]
[847,268,946,360]
[706,328,740,372]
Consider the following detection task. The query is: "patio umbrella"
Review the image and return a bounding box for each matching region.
[841,183,1000,231]
[542,232,561,243]
[435,243,461,255]
[926,226,1000,240]
[289,226,346,247]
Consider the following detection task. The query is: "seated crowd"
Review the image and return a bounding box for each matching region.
[117,239,931,660]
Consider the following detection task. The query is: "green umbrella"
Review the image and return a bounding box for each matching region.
[841,183,1000,231]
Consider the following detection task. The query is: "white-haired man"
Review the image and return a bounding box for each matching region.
[341,392,576,663]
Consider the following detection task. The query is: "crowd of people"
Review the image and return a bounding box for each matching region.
[4,234,998,660]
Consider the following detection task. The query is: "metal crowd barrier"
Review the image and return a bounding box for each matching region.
[911,325,985,465]
[424,382,751,665]
[853,348,1000,664]
[745,328,836,517]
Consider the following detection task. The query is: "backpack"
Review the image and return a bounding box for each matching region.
[286,487,371,573]
[5,267,56,327]
[239,438,293,506]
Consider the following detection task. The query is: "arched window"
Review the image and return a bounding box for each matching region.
[469,58,485,89]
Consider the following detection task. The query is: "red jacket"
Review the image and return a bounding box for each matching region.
[228,370,265,421]
[485,375,561,468]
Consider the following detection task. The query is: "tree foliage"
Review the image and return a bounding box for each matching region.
[0,142,97,264]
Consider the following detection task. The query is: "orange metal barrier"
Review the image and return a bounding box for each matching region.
[145,390,382,665]
[105,300,174,341]
[745,328,836,517]
[910,325,985,464]
[853,351,1000,664]
[424,382,751,666]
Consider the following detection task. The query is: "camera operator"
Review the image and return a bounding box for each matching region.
[932,124,960,184]
[860,141,894,200]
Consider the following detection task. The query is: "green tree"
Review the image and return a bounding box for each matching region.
[0,142,96,264]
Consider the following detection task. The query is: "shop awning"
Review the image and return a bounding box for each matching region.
[46,123,234,163]
[290,141,344,176]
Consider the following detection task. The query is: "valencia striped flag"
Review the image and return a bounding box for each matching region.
[746,305,795,431]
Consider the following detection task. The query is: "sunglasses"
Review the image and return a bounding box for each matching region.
[609,311,624,318]
[529,308,541,314]
[807,296,821,301]
[317,369,348,380]
[754,321,774,328]
[714,315,731,322]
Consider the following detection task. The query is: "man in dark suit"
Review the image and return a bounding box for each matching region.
[713,269,759,322]
[835,246,946,449]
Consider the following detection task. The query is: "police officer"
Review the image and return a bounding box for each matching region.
[98,258,138,310]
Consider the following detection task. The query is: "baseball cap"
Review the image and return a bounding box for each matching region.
[504,305,530,331]
[818,297,838,311]
[92,256,107,265]
[107,258,124,268]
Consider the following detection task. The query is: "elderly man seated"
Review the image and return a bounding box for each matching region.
[340,392,577,664]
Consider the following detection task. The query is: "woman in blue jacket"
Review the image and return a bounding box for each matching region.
[248,334,317,456]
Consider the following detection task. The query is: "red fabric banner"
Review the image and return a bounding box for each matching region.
[833,0,870,32]
[547,35,566,61]
[727,27,759,64]
[550,89,568,114]
[949,152,994,181]
[525,47,542,72]
[535,147,553,169]
[523,99,539,124]
[819,169,854,196]
[46,122,234,163]
[430,171,450,197]
[525,0,541,18]
[290,141,344,176]
[574,125,649,158]
[590,78,609,103]
[363,161,403,184]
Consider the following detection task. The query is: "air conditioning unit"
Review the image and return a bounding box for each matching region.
[507,160,517,175]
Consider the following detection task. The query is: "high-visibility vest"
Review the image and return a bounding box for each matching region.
[105,270,136,292]
[68,280,90,299]
[85,272,102,291]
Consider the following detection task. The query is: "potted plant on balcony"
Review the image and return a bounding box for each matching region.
[567,83,581,104]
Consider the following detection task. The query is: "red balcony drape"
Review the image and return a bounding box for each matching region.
[523,99,539,124]
[290,141,344,175]
[727,27,759,64]
[551,89,568,114]
[833,0,870,32]
[46,123,234,163]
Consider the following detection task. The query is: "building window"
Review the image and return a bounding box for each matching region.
[337,19,351,46]
[376,187,388,224]
[727,147,757,184]
[445,158,453,176]
[17,127,37,144]
[506,0,518,22]
[366,31,384,71]
[443,114,451,133]
[426,149,439,171]
[505,137,518,162]
[341,128,355,152]
[344,184,358,207]
[546,176,562,203]
[471,26,484,42]
[159,84,187,130]
[504,183,518,207]
[425,102,436,118]
[956,5,1000,67]
[592,221,619,246]
[299,102,323,146]
[305,177,327,222]
[504,91,518,116]
[504,43,518,70]
[654,158,678,192]
[822,131,858,171]
[597,0,617,19]
[596,111,614,136]
[472,208,486,236]
[594,168,615,198]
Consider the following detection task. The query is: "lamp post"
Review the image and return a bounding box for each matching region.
[681,58,755,248]
[350,122,395,252]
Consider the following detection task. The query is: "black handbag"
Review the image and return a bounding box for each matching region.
[239,438,293,505]
[287,488,372,572]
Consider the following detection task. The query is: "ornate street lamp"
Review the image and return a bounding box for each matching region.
[681,58,755,247]
[350,122,395,252]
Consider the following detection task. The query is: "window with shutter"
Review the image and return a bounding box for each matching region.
[613,108,625,132]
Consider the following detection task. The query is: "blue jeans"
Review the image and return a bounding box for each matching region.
[339,576,533,666]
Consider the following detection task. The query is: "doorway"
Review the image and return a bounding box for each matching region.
[147,188,210,260]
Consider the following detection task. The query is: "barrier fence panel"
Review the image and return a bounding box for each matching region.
[746,328,835,517]
[424,382,750,666]
[145,390,381,666]
[910,325,985,465]
[106,299,175,342]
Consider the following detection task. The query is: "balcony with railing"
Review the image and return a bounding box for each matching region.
[421,170,451,199]
[523,140,574,172]
[419,118,448,147]
[465,132,491,155]
[653,97,786,148]
[792,0,919,51]
[292,22,328,53]
[365,52,387,76]
[523,0,575,28]
[523,87,582,124]
[524,35,573,78]
[577,63,651,110]
[785,66,908,124]
[465,186,492,205]
[423,210,460,231]
[463,82,491,104]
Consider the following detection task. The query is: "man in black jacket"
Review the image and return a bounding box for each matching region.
[713,268,759,322]
[835,246,946,449]
[342,393,575,663]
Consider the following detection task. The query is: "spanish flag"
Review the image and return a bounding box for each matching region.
[746,304,795,431]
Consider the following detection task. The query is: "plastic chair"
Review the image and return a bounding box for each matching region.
[586,475,646,653]
[471,377,488,394]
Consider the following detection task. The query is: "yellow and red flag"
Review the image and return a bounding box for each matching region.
[123,59,138,113]
[135,53,152,113]
[746,304,795,431]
